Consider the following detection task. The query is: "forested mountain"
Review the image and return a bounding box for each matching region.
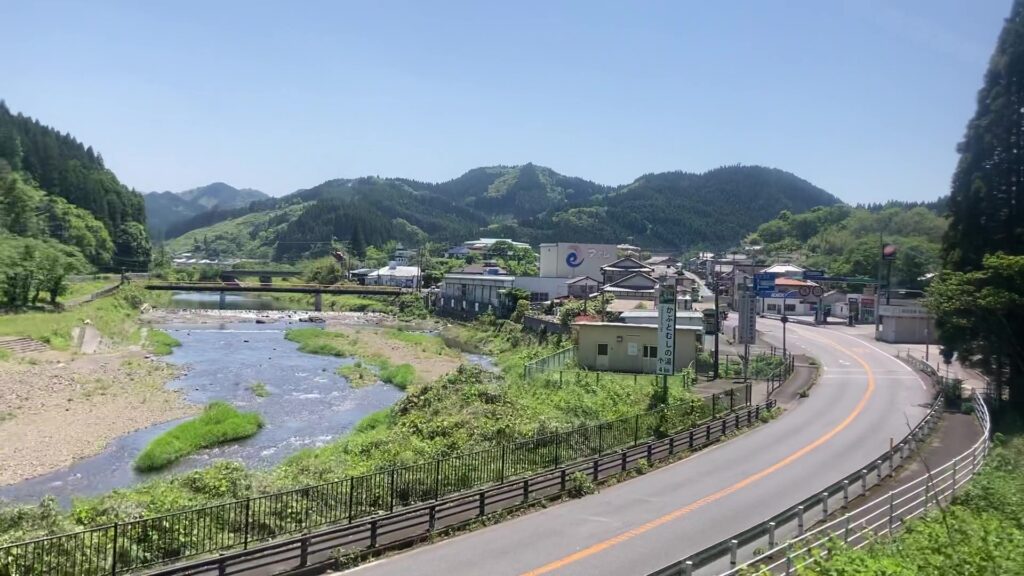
[164,164,839,261]
[144,182,267,239]
[746,204,947,290]
[0,102,150,279]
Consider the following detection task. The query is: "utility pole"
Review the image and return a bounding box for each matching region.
[874,234,883,336]
[710,258,720,380]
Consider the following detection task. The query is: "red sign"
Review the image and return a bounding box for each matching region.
[862,297,875,308]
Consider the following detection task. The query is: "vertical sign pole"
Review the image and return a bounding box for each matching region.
[657,276,677,380]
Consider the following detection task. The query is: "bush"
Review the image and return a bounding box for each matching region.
[134,402,263,472]
[379,362,416,390]
[567,472,595,498]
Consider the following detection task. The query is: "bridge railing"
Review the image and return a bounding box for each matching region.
[0,383,757,575]
[646,362,991,575]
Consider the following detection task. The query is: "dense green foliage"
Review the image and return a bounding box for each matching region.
[134,402,263,472]
[164,164,838,260]
[0,102,148,269]
[932,0,1024,412]
[0,235,90,308]
[800,433,1024,576]
[747,205,946,290]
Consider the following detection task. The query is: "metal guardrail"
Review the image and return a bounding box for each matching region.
[648,363,992,575]
[0,384,754,576]
[141,400,777,576]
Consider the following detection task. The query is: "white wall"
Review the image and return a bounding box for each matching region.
[513,276,570,301]
[539,243,619,279]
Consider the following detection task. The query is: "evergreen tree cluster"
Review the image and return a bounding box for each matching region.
[930,0,1024,412]
[0,101,150,270]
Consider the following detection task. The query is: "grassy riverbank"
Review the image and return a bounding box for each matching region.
[800,430,1024,575]
[134,402,264,472]
[0,319,705,553]
[148,329,181,355]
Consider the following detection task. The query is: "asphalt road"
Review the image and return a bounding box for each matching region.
[338,321,934,576]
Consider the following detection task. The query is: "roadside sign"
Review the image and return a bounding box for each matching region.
[811,286,824,297]
[737,292,757,344]
[882,244,898,261]
[803,269,825,280]
[799,286,811,297]
[657,281,677,375]
[754,273,775,292]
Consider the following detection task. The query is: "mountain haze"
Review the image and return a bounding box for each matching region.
[144,182,268,239]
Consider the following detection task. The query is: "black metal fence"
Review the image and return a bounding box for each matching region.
[0,383,758,576]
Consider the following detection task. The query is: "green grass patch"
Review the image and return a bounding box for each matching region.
[62,278,118,302]
[378,362,416,390]
[0,348,10,362]
[148,329,181,355]
[336,362,378,387]
[248,381,270,398]
[134,402,263,472]
[284,327,356,357]
[384,329,456,357]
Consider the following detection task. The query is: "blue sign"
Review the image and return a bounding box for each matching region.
[565,244,584,268]
[803,269,825,279]
[754,273,775,292]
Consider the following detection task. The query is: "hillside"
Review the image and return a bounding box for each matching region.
[160,164,839,261]
[145,182,268,239]
[0,102,150,274]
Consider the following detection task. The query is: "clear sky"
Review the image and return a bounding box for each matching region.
[1,0,1011,203]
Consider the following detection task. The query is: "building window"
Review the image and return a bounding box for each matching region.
[643,345,658,359]
[767,303,779,312]
[784,303,796,312]
[597,343,609,356]
[530,292,549,303]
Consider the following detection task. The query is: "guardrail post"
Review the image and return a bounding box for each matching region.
[370,519,379,548]
[646,443,653,464]
[300,535,309,567]
[861,469,868,495]
[755,404,761,421]
[683,560,693,576]
[621,451,628,472]
[706,423,711,442]
[821,492,829,518]
[669,435,675,456]
[598,423,604,455]
[768,521,776,549]
[522,479,529,503]
[633,414,640,446]
[785,544,793,575]
[843,515,851,542]
[429,505,437,530]
[560,469,567,492]
[842,480,850,508]
[876,460,883,483]
[478,492,486,517]
[729,539,738,566]
[592,459,599,481]
[689,429,695,449]
[797,505,805,535]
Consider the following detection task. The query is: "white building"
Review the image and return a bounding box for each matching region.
[366,264,420,289]
[618,309,704,327]
[539,243,620,280]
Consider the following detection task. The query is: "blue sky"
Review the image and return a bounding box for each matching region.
[1,0,1011,202]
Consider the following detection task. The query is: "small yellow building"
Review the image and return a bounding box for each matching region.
[574,321,702,374]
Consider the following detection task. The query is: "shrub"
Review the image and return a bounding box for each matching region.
[567,472,595,498]
[134,402,263,472]
[379,362,415,390]
[148,329,181,355]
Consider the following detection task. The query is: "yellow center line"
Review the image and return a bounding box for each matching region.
[519,332,876,576]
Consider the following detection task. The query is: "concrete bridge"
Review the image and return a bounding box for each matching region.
[144,281,407,311]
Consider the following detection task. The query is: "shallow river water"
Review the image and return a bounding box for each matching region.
[0,321,406,505]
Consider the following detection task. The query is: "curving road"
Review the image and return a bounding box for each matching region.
[337,321,933,576]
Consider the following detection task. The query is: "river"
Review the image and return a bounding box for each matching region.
[0,320,404,505]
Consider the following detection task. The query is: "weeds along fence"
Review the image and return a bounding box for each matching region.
[0,383,760,576]
[523,345,577,379]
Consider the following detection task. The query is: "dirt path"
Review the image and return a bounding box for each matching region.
[0,351,196,486]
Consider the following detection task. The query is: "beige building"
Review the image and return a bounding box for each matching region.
[574,321,702,374]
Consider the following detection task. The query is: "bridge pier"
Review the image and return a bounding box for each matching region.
[219,291,226,310]
[314,292,322,312]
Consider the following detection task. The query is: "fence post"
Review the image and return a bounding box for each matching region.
[434,459,442,500]
[683,560,693,576]
[952,457,958,497]
[633,414,640,446]
[729,539,738,566]
[888,492,895,535]
[689,429,695,449]
[560,469,567,492]
[522,479,529,503]
[598,423,604,455]
[500,445,507,484]
[111,522,119,576]
[370,519,379,548]
[861,470,868,495]
[347,477,355,523]
[669,435,675,456]
[797,505,805,535]
[244,497,252,549]
[768,521,776,549]
[843,515,851,543]
[389,468,397,513]
[842,480,850,508]
[478,492,486,517]
[712,393,717,416]
[821,492,829,518]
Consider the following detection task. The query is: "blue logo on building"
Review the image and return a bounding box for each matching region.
[565,245,585,268]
